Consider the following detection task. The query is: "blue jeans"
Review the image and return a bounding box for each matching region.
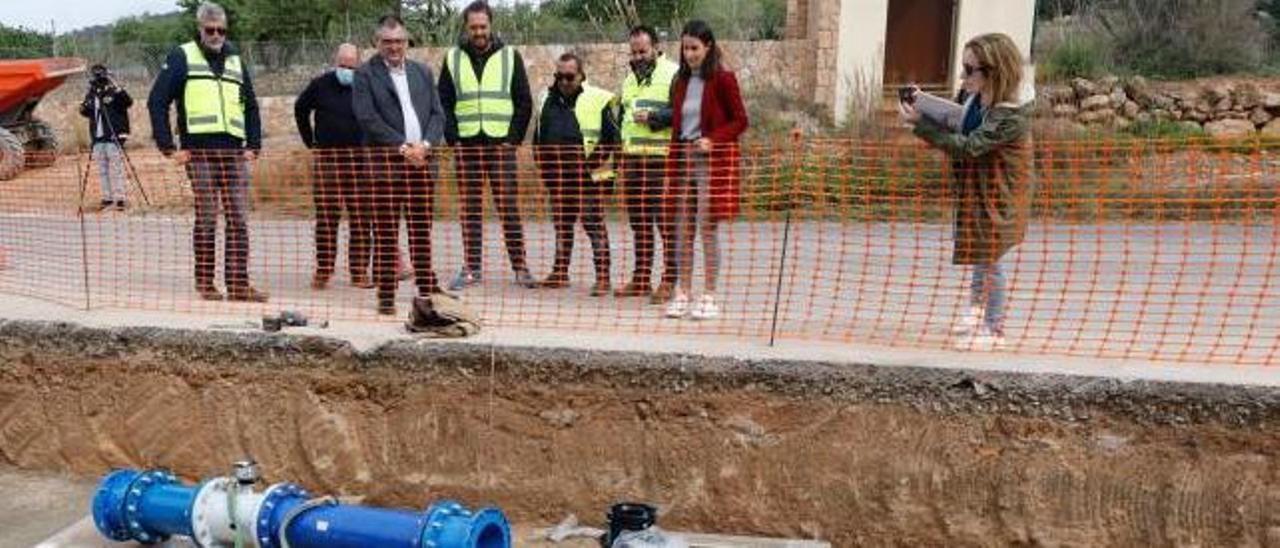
[971,262,1006,333]
[185,151,250,289]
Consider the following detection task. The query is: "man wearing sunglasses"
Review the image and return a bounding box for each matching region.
[147,1,267,303]
[532,53,619,296]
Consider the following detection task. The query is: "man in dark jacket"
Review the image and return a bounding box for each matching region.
[438,0,536,291]
[80,64,133,211]
[533,53,619,296]
[295,43,372,290]
[147,1,267,303]
[352,15,448,315]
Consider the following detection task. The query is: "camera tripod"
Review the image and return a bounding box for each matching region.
[82,84,151,209]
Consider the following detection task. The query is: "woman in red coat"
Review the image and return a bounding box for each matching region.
[662,20,749,320]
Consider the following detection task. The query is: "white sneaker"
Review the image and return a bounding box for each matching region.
[689,294,720,320]
[665,292,690,318]
[953,325,1006,352]
[952,305,985,335]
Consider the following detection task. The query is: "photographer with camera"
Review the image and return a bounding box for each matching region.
[80,63,134,211]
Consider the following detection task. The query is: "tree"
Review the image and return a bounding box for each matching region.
[546,0,695,34]
[399,0,456,46]
[0,24,53,59]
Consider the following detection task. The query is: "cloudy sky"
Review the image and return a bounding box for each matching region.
[2,0,180,32]
[2,0,503,33]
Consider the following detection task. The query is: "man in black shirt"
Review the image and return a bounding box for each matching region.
[533,53,619,295]
[80,64,133,211]
[438,1,536,291]
[295,43,372,290]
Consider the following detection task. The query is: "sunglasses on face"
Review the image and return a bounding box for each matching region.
[554,72,579,82]
[962,63,986,77]
[201,26,227,36]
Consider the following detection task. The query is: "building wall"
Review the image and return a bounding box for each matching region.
[951,0,1036,87]
[833,0,890,124]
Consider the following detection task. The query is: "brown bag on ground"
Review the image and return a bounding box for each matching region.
[405,293,481,338]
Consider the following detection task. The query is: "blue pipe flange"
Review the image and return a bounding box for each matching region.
[91,468,180,545]
[421,500,511,548]
[92,469,141,541]
[256,482,311,548]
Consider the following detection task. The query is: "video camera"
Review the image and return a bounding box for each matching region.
[89,64,114,92]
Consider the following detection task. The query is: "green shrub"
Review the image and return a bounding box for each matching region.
[1040,33,1110,81]
[1099,0,1269,78]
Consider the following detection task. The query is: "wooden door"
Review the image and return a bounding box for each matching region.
[883,0,956,87]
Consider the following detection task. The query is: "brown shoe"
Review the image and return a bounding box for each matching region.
[196,284,223,301]
[590,280,611,297]
[614,280,651,297]
[311,275,330,290]
[377,293,396,315]
[227,286,270,303]
[537,273,570,289]
[350,274,375,289]
[649,282,674,304]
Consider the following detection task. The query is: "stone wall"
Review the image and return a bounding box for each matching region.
[1040,77,1280,139]
[36,39,817,151]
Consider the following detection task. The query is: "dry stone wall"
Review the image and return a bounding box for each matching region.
[1040,76,1280,139]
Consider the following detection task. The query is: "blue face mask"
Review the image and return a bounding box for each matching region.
[335,67,354,86]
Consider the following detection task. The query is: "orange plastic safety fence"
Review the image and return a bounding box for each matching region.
[0,137,1276,365]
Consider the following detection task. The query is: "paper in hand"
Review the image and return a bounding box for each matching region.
[913,92,966,132]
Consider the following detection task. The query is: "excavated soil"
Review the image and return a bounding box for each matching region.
[1,321,1279,546]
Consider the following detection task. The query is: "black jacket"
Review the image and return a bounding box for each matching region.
[147,40,263,152]
[294,71,363,148]
[80,84,133,144]
[437,37,533,146]
[535,85,619,168]
[352,54,447,147]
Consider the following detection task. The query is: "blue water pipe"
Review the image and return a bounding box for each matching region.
[92,467,510,548]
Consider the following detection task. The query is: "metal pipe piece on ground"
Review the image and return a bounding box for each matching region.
[92,468,511,548]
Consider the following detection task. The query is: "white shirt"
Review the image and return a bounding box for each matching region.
[387,62,422,145]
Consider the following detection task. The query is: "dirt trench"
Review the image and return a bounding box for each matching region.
[1,320,1279,547]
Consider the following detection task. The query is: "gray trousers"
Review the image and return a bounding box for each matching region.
[93,142,126,202]
[671,151,722,294]
[185,151,251,289]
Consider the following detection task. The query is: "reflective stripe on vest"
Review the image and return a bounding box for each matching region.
[620,56,678,157]
[180,42,246,139]
[450,46,515,139]
[573,84,615,157]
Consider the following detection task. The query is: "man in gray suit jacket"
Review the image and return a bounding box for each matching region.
[353,15,447,315]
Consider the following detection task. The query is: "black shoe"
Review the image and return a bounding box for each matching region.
[114,200,127,211]
[98,200,113,212]
[377,290,397,315]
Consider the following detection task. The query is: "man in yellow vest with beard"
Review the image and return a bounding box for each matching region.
[615,25,680,303]
[532,53,619,296]
[438,1,536,291]
[147,1,267,303]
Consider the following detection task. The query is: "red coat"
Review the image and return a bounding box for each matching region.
[667,67,749,221]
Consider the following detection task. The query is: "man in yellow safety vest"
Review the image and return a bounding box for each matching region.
[438,1,536,291]
[532,53,619,296]
[147,1,267,303]
[615,25,681,304]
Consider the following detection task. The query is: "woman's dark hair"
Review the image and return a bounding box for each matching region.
[678,20,721,80]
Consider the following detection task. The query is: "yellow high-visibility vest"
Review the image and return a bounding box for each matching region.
[620,55,678,156]
[574,84,617,181]
[180,41,246,139]
[448,46,515,139]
